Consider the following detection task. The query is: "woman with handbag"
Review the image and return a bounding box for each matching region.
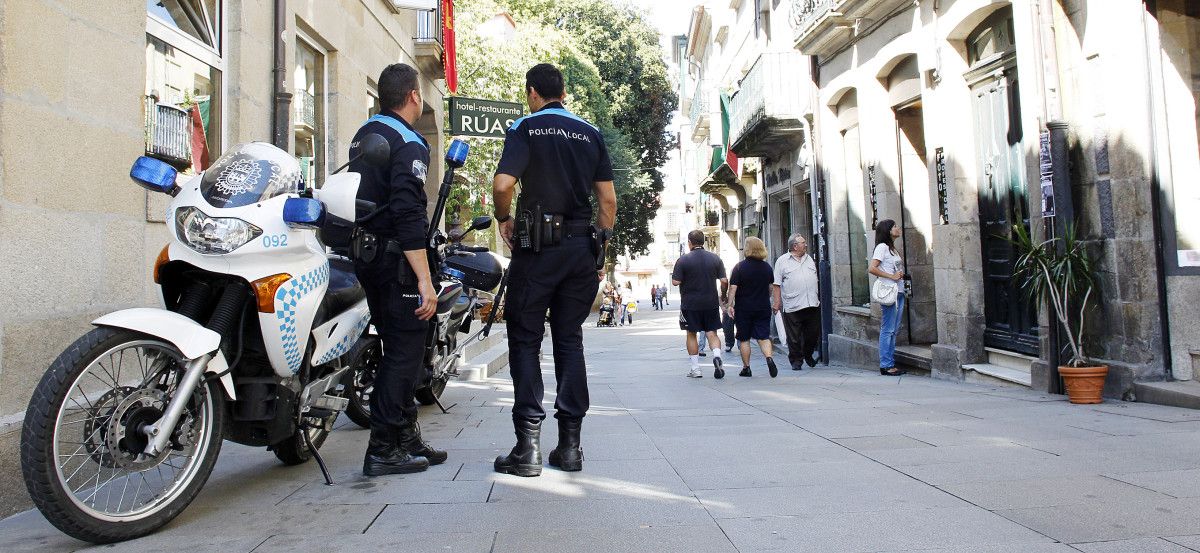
[869,220,907,376]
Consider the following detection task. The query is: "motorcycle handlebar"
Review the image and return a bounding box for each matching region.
[456,246,490,253]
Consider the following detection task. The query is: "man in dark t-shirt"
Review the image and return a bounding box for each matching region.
[671,230,728,378]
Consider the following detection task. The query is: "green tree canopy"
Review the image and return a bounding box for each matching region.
[451,0,677,260]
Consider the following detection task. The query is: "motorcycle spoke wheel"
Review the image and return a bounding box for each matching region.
[52,340,214,520]
[22,328,225,543]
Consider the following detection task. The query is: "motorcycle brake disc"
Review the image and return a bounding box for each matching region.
[82,386,137,468]
[103,388,172,471]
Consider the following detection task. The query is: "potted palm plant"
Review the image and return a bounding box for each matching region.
[1010,222,1106,403]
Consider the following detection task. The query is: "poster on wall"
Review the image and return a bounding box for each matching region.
[1039,130,1055,218]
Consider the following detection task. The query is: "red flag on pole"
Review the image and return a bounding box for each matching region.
[442,0,457,94]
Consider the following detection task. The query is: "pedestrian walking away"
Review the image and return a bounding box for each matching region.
[720,298,735,352]
[870,220,908,376]
[672,229,728,379]
[772,233,821,371]
[729,237,778,377]
[350,63,447,477]
[621,281,635,325]
[492,63,617,476]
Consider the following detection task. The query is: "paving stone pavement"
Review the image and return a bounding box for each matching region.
[6,307,1200,552]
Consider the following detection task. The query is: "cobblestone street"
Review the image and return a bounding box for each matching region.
[5,307,1200,552]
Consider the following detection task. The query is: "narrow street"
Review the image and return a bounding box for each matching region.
[6,307,1200,552]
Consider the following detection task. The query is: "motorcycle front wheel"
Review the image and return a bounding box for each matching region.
[21,328,225,544]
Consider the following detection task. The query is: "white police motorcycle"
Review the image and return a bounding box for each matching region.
[20,134,469,543]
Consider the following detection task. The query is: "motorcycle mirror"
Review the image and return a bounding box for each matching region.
[445,139,469,169]
[130,156,178,195]
[359,133,391,168]
[283,197,325,229]
[331,133,391,175]
[469,216,493,232]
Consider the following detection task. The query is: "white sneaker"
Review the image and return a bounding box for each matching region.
[687,368,703,378]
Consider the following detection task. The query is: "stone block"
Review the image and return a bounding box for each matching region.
[0,312,98,415]
[1110,177,1154,240]
[0,100,143,216]
[1115,239,1156,302]
[1097,179,1116,238]
[102,219,151,306]
[828,334,877,370]
[0,428,25,518]
[931,343,966,380]
[908,300,939,344]
[934,268,970,315]
[0,206,105,313]
[57,0,145,36]
[64,18,143,115]
[0,1,69,102]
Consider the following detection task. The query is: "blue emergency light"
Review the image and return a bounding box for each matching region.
[445,139,469,169]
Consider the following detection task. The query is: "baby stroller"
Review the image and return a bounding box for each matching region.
[597,298,618,327]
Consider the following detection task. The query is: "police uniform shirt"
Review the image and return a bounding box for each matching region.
[495,101,614,221]
[350,110,431,251]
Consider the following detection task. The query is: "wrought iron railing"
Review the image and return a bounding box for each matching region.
[727,52,806,151]
[688,81,708,127]
[144,95,192,167]
[790,0,839,36]
[416,8,442,44]
[295,89,316,129]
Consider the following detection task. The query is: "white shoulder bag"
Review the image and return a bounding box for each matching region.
[871,277,898,306]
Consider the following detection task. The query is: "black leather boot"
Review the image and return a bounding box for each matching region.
[548,417,583,472]
[363,424,429,477]
[494,417,542,477]
[398,419,447,465]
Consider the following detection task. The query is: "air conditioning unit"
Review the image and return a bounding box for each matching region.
[391,0,436,12]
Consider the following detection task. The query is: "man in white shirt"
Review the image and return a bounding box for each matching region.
[772,234,820,370]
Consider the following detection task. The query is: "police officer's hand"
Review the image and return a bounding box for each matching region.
[499,218,515,249]
[415,279,438,320]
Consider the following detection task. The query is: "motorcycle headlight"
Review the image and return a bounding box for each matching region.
[174,206,263,254]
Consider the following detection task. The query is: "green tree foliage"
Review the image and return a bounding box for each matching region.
[451,0,677,259]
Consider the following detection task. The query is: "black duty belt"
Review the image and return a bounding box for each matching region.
[563,220,592,239]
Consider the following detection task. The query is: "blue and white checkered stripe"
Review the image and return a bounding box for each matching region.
[275,263,330,373]
[313,311,371,366]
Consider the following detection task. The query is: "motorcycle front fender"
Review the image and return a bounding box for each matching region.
[93,308,237,400]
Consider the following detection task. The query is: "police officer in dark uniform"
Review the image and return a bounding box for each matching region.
[349,63,447,476]
[492,64,617,477]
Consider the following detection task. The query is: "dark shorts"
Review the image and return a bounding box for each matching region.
[682,308,722,333]
[734,310,771,341]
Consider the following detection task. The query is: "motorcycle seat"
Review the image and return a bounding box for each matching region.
[323,256,366,316]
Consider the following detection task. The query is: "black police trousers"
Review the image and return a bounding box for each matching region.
[356,256,428,426]
[505,236,600,421]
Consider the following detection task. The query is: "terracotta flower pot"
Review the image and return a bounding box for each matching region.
[1059,365,1109,404]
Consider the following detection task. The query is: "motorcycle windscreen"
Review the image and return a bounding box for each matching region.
[200,142,303,209]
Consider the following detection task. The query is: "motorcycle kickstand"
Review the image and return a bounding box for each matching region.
[300,423,334,486]
[433,395,457,414]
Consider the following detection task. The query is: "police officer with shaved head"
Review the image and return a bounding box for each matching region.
[350,63,447,477]
[492,63,618,477]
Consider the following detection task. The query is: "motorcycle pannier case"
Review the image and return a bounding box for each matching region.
[445,252,503,291]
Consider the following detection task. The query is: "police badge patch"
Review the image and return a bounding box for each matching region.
[412,160,428,180]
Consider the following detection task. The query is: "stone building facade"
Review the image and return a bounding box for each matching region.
[0,0,449,516]
[677,0,817,338]
[794,0,1200,394]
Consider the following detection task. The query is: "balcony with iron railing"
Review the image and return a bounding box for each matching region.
[414,8,444,75]
[790,0,913,58]
[728,52,808,158]
[294,89,316,135]
[691,80,705,133]
[144,94,192,169]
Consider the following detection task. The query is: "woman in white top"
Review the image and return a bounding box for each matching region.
[868,220,906,376]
